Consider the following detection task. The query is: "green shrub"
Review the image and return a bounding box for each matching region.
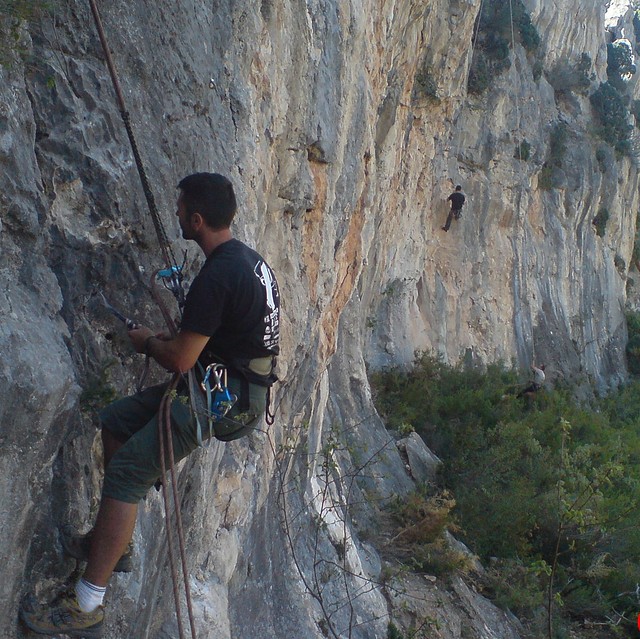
[468,0,539,94]
[547,53,593,96]
[590,82,633,156]
[371,354,640,635]
[514,139,531,161]
[79,360,117,415]
[468,51,490,95]
[413,63,439,101]
[484,32,510,62]
[385,489,469,577]
[532,59,543,81]
[387,624,403,639]
[475,0,540,53]
[518,11,541,52]
[627,312,640,374]
[607,41,636,93]
[538,165,555,190]
[0,0,54,66]
[592,207,610,237]
[487,558,547,616]
[595,145,609,172]
[538,122,567,189]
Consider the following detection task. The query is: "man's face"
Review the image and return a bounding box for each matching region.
[176,194,195,240]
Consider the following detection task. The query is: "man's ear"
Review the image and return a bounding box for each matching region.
[190,211,204,229]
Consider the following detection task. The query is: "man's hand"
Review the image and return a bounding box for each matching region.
[128,326,155,354]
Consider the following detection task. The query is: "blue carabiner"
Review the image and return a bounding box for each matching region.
[157,264,183,280]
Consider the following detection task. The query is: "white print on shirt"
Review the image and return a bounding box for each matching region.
[258,261,276,310]
[254,260,280,349]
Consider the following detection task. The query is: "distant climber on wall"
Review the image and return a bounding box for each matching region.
[517,364,546,398]
[441,185,465,232]
[20,173,280,637]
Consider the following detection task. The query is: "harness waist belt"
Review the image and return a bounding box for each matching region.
[245,356,274,377]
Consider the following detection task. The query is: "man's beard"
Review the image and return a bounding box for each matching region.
[180,223,195,240]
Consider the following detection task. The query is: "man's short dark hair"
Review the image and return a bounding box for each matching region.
[177,173,237,229]
[455,185,462,191]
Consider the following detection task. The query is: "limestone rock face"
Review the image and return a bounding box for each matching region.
[0,1,637,638]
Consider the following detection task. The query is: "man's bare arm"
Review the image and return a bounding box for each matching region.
[128,327,210,373]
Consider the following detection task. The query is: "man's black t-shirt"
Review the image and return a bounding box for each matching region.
[181,238,280,364]
[448,191,465,210]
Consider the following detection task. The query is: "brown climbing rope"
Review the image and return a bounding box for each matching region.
[87,0,184,307]
[150,273,197,639]
[87,2,194,637]
[158,373,197,639]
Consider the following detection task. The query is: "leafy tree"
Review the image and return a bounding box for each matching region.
[590,82,633,156]
[607,41,636,93]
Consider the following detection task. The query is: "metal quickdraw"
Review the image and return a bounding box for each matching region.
[157,261,187,310]
[98,291,139,329]
[196,363,237,447]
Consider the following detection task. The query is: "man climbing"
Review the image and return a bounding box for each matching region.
[442,184,465,232]
[20,172,280,637]
[517,364,546,398]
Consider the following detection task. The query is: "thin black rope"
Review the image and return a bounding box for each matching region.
[87,0,180,281]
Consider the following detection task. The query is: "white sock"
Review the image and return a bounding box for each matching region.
[75,577,106,612]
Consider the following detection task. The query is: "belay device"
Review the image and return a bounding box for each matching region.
[190,363,237,446]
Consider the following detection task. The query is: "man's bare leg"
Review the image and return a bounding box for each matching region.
[83,497,138,587]
[76,428,138,587]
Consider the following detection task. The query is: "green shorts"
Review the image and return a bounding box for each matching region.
[100,378,267,503]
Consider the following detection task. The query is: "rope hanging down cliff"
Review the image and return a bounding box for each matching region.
[454,0,525,165]
[87,0,184,308]
[87,2,195,638]
[453,0,539,367]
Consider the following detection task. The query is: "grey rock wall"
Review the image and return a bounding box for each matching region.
[0,1,637,638]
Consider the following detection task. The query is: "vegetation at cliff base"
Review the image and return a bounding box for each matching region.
[627,312,640,375]
[371,353,640,638]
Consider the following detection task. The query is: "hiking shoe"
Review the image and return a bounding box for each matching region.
[20,590,104,637]
[59,528,133,573]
